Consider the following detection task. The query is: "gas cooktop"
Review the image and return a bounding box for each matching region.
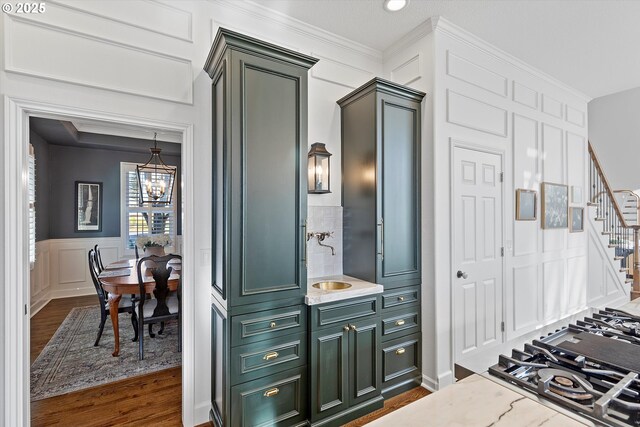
[489,308,640,427]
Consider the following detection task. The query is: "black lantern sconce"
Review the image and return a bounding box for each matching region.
[308,142,331,194]
[136,132,177,205]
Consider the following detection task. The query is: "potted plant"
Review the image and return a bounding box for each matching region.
[136,234,172,268]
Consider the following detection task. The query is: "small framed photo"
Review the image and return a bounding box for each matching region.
[571,186,583,204]
[515,189,537,221]
[541,182,569,229]
[570,207,584,233]
[75,181,102,232]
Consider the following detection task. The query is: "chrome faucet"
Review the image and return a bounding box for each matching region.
[307,231,336,256]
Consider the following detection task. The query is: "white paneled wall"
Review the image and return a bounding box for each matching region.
[384,17,591,391]
[307,206,343,278]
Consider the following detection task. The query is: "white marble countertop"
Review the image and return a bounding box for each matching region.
[367,374,587,427]
[305,274,383,305]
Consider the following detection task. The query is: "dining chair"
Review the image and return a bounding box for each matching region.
[135,254,181,360]
[88,249,138,346]
[94,244,105,273]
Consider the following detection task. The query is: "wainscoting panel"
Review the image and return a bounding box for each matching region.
[542,259,565,322]
[510,264,541,337]
[5,16,193,104]
[512,81,538,110]
[565,105,586,128]
[446,90,508,137]
[391,54,421,86]
[446,51,507,97]
[566,256,587,315]
[541,94,563,119]
[30,241,51,315]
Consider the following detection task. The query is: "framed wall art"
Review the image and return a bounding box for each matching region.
[541,182,568,229]
[75,181,102,232]
[515,189,537,221]
[570,207,584,232]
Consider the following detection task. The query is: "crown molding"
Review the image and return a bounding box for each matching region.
[212,0,383,62]
[432,16,592,102]
[383,17,437,59]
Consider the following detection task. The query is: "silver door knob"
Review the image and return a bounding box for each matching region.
[457,270,468,279]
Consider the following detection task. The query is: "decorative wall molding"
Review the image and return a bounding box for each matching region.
[446,51,507,97]
[541,94,563,119]
[391,54,421,86]
[512,81,538,110]
[433,17,591,103]
[50,0,194,42]
[565,104,586,128]
[383,18,437,59]
[446,90,508,137]
[4,15,194,105]
[310,54,374,89]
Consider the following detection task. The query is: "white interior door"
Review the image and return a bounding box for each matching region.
[453,146,504,360]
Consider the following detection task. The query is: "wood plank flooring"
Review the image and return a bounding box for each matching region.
[343,386,431,427]
[30,296,182,426]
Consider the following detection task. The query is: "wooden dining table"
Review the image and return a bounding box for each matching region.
[99,258,181,357]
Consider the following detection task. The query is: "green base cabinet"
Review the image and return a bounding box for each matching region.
[309,297,383,426]
[205,28,317,427]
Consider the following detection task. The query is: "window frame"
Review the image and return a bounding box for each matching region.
[120,162,177,256]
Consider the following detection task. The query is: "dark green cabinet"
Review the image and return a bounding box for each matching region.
[310,300,383,426]
[207,28,317,308]
[338,78,425,289]
[206,28,317,427]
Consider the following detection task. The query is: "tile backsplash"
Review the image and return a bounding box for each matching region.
[307,206,342,278]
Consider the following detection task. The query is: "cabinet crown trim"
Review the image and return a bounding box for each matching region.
[337,77,426,107]
[204,27,319,77]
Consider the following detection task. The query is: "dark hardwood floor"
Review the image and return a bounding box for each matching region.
[343,386,431,427]
[30,296,182,426]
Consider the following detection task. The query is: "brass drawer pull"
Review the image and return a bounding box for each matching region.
[398,296,405,302]
[349,324,357,332]
[269,321,277,329]
[343,325,350,332]
[396,348,406,355]
[263,388,279,398]
[395,319,405,326]
[263,351,279,361]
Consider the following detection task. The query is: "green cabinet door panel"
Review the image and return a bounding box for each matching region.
[349,318,382,406]
[310,327,349,421]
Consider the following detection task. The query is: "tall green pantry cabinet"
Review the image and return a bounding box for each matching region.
[204,28,318,427]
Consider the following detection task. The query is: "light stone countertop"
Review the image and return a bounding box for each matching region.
[305,274,383,305]
[366,374,587,427]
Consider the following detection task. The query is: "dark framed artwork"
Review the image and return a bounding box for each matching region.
[515,189,537,221]
[75,181,102,232]
[541,182,568,229]
[570,207,584,233]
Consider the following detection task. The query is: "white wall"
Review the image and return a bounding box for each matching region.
[589,86,640,191]
[384,18,591,390]
[1,1,383,424]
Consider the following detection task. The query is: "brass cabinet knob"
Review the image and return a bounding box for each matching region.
[349,324,357,332]
[263,351,279,361]
[398,296,405,302]
[343,325,350,332]
[269,321,277,329]
[395,319,405,326]
[396,348,406,355]
[263,388,279,398]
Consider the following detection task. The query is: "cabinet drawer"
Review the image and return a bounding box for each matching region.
[231,367,307,427]
[381,334,421,386]
[231,305,306,347]
[381,286,420,311]
[311,296,378,329]
[381,307,420,341]
[230,333,307,385]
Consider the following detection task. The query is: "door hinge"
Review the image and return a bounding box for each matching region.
[501,321,505,332]
[25,304,27,315]
[501,247,505,257]
[499,172,504,182]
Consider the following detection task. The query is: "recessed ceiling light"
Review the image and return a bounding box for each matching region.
[383,0,409,12]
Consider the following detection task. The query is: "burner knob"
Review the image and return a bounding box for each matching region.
[456,270,468,279]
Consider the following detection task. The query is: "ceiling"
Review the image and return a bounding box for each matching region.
[252,0,640,99]
[30,118,181,155]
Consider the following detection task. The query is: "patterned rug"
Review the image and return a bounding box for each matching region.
[31,306,181,401]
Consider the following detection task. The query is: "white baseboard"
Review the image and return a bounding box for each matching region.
[30,290,52,317]
[437,370,454,389]
[421,374,438,392]
[193,401,211,426]
[51,287,95,300]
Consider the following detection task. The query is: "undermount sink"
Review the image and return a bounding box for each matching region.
[312,281,352,291]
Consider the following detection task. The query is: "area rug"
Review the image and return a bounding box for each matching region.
[31,306,181,401]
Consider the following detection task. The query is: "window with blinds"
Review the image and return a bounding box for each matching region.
[121,162,176,253]
[29,144,36,266]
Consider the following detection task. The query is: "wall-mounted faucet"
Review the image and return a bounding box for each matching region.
[307,231,336,256]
